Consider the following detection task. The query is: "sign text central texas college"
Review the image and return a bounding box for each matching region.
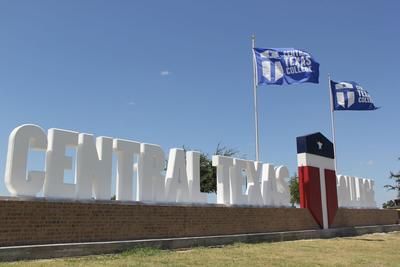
[5,124,290,206]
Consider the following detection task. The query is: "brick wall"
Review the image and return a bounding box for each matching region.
[0,198,319,246]
[0,198,398,247]
[331,208,399,228]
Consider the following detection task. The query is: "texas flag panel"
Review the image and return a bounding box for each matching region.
[296,132,338,229]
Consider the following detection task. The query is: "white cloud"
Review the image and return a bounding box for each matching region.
[367,160,374,166]
[128,101,136,106]
[160,70,171,76]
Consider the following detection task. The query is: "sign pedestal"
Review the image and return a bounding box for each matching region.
[297,132,338,229]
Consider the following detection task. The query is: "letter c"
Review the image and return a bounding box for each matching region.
[5,124,47,196]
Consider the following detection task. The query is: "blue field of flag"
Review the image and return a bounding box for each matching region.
[253,48,319,86]
[330,80,378,111]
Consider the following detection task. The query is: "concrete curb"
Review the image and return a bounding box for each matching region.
[1,224,399,262]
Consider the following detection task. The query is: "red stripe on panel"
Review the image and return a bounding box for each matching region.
[325,169,338,226]
[298,166,323,228]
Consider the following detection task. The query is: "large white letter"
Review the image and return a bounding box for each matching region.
[261,163,276,206]
[365,179,376,208]
[230,158,248,205]
[113,139,141,201]
[186,151,207,203]
[347,176,358,207]
[246,161,263,206]
[337,174,350,207]
[212,155,233,205]
[5,124,47,197]
[274,166,290,206]
[137,143,166,202]
[75,134,113,200]
[43,128,78,199]
[165,149,191,203]
[357,178,367,208]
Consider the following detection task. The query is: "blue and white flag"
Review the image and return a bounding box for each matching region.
[330,80,378,111]
[253,48,319,85]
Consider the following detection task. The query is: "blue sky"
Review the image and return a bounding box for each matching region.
[0,0,399,206]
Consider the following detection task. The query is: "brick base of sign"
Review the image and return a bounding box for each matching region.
[331,208,399,228]
[0,198,398,247]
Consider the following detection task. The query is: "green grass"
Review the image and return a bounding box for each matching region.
[2,232,400,267]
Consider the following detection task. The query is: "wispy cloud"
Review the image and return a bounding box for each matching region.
[359,160,375,166]
[128,101,136,106]
[160,70,171,76]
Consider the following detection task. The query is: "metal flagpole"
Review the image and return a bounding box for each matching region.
[328,74,338,172]
[252,35,260,161]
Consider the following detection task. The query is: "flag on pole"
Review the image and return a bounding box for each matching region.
[330,80,378,111]
[253,48,319,85]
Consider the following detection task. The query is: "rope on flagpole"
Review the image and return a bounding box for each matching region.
[328,74,338,172]
[252,35,260,162]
